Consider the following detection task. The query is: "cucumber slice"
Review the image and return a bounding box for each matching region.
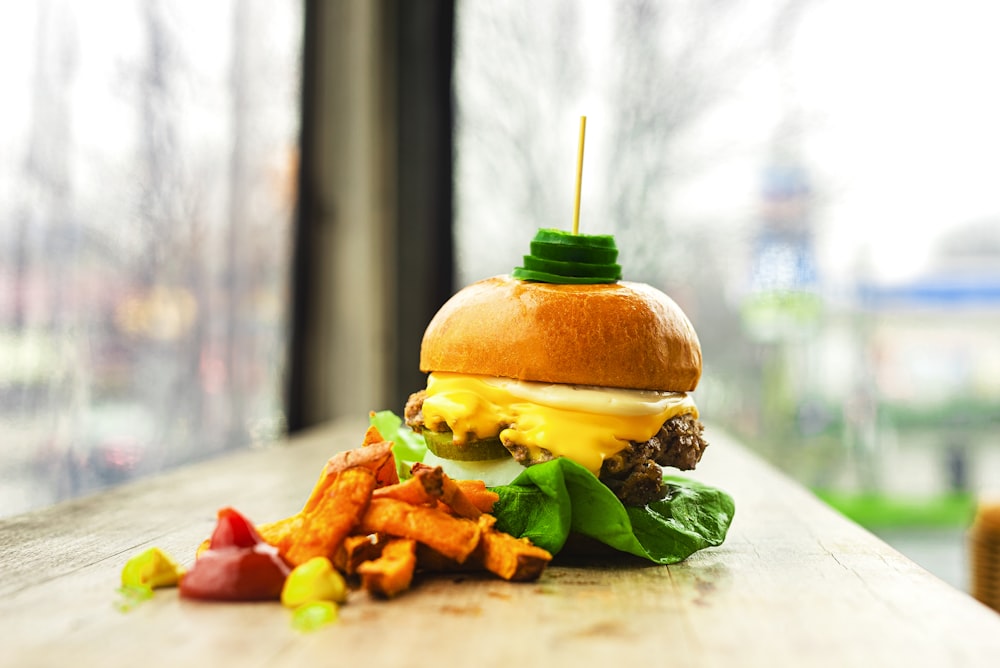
[422,430,512,462]
[522,255,622,279]
[512,228,623,285]
[533,228,617,248]
[530,241,618,264]
[512,268,620,283]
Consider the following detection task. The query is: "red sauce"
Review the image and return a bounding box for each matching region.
[179,507,291,601]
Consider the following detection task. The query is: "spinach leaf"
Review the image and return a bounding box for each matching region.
[493,459,734,564]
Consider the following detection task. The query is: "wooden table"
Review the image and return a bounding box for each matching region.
[3,419,999,667]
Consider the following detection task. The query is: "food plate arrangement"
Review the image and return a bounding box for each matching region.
[118,118,734,628]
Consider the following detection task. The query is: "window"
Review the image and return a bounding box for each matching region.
[454,0,1000,534]
[0,0,303,517]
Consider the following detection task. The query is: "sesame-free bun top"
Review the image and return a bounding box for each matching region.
[419,275,702,392]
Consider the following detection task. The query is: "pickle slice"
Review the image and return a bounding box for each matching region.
[422,430,512,462]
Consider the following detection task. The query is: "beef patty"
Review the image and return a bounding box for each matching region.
[404,389,709,507]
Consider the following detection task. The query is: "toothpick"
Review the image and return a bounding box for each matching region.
[572,116,587,235]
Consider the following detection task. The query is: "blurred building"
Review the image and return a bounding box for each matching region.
[742,158,821,343]
[853,220,1000,496]
[735,162,1000,500]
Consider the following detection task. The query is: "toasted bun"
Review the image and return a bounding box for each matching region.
[420,275,702,392]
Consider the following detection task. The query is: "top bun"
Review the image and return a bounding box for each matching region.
[420,275,702,392]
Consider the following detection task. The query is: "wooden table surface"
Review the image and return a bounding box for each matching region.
[3,418,999,667]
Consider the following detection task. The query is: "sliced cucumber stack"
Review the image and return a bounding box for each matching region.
[513,228,622,284]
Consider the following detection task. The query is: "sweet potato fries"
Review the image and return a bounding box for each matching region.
[254,426,551,599]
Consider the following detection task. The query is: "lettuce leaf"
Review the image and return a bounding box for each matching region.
[369,410,427,481]
[370,410,735,564]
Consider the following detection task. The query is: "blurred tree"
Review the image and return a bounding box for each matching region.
[18,0,76,331]
[455,0,812,287]
[605,0,812,287]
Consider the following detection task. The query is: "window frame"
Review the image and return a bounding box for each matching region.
[288,0,455,430]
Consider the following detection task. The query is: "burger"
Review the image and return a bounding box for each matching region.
[402,233,709,508]
[375,228,731,563]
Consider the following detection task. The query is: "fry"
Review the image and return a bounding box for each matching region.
[298,429,396,516]
[285,467,376,566]
[358,498,481,563]
[372,468,443,506]
[361,425,399,486]
[357,538,417,598]
[474,516,552,581]
[453,479,500,514]
[411,517,550,581]
[300,466,340,515]
[410,463,492,519]
[413,543,478,573]
[257,514,304,557]
[439,474,486,519]
[325,439,394,479]
[361,425,383,448]
[333,533,386,575]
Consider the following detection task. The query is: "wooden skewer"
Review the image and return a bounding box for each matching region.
[572,116,587,235]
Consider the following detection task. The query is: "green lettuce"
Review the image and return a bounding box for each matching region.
[369,410,428,481]
[370,410,734,564]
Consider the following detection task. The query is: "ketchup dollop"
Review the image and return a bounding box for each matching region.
[179,507,291,601]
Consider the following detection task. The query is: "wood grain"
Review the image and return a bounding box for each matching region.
[2,419,999,667]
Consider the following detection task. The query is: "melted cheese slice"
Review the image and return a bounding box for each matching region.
[421,372,699,474]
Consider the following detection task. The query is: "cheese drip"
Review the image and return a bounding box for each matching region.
[421,372,699,474]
